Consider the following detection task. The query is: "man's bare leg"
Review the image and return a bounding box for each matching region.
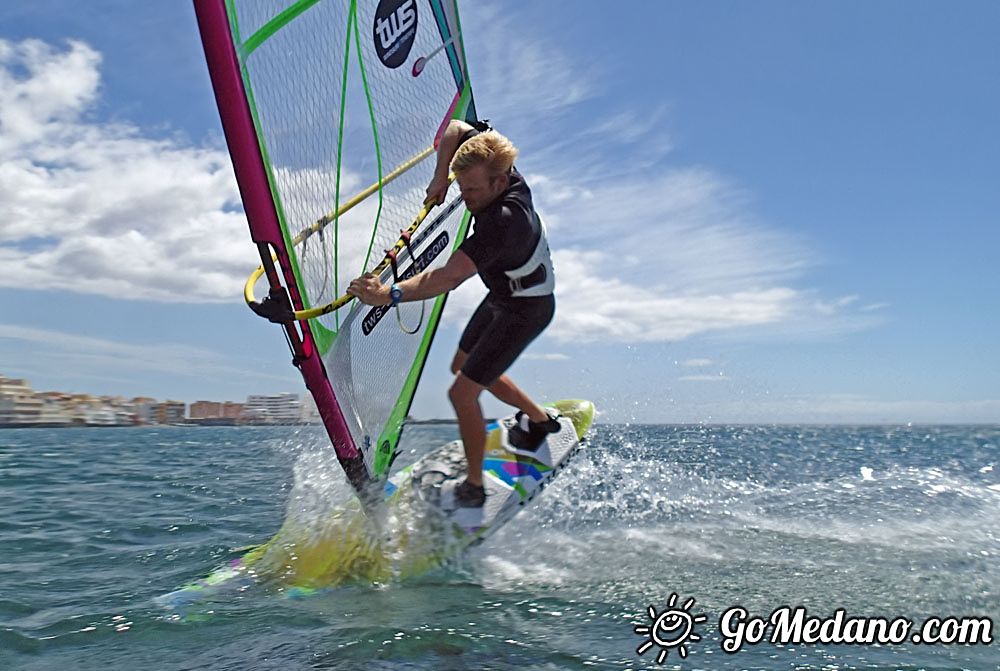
[451,350,549,423]
[487,374,550,422]
[448,372,487,485]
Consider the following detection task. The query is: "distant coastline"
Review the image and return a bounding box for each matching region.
[0,420,324,429]
[1,373,322,429]
[0,418,488,429]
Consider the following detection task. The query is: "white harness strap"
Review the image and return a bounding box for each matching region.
[505,215,555,298]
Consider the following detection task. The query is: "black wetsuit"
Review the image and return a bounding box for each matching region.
[456,129,555,386]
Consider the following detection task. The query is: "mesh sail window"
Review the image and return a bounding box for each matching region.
[196,0,478,483]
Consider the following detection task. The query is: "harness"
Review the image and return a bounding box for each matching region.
[505,212,555,298]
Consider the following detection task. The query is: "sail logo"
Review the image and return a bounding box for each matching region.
[373,0,417,69]
[362,231,450,335]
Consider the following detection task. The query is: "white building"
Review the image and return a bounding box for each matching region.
[0,376,43,426]
[84,406,118,427]
[130,397,157,425]
[300,394,321,424]
[1,377,76,426]
[0,377,77,427]
[244,393,303,424]
[37,398,74,426]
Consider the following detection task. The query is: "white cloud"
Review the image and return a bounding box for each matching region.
[583,105,673,147]
[682,358,714,367]
[530,104,676,174]
[533,168,811,289]
[0,39,101,150]
[0,37,875,351]
[522,352,570,361]
[0,38,464,312]
[442,162,863,345]
[547,248,801,343]
[460,6,671,171]
[505,161,884,344]
[465,5,593,121]
[438,269,488,328]
[451,8,879,347]
[678,374,729,382]
[0,39,254,303]
[815,294,859,316]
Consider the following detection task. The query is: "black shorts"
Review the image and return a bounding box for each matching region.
[458,293,555,386]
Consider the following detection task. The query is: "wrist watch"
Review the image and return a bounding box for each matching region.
[389,284,403,306]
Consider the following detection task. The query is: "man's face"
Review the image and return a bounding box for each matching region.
[456,163,507,214]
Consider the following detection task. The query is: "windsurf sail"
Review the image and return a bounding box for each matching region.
[194,0,478,500]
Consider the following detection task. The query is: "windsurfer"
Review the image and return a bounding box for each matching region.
[348,120,559,507]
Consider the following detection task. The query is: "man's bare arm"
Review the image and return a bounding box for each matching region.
[427,119,475,203]
[435,119,475,178]
[347,250,477,305]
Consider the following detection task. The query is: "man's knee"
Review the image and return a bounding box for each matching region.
[449,373,482,406]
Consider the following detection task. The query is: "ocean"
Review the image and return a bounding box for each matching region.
[0,424,997,670]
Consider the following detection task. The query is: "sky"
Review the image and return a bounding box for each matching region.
[0,1,998,424]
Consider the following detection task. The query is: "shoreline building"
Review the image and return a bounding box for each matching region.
[222,401,243,420]
[300,394,321,424]
[0,376,74,427]
[243,393,302,424]
[130,397,157,425]
[190,400,223,420]
[0,374,324,429]
[189,400,245,426]
[154,401,186,425]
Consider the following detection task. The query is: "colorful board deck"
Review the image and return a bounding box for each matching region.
[400,399,594,546]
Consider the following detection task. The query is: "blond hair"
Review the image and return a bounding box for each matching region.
[451,130,519,177]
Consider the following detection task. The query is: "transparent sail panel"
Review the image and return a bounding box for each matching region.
[229,0,475,478]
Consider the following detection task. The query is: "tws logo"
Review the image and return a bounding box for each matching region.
[373,0,417,69]
[361,231,450,335]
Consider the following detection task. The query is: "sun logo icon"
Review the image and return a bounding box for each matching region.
[634,593,708,663]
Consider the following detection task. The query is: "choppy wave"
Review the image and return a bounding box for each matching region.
[0,424,997,670]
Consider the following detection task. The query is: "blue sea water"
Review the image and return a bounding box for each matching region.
[0,424,997,670]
